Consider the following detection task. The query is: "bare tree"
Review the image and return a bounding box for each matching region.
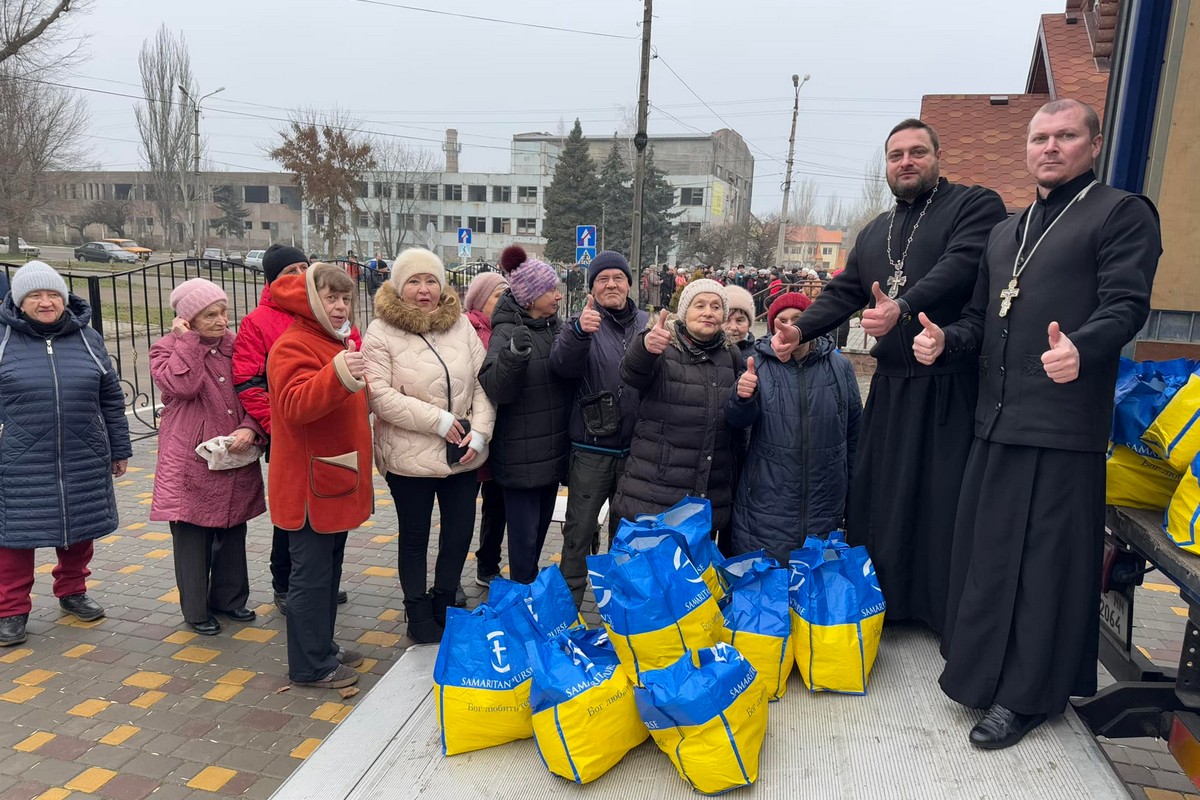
[0,66,88,254]
[0,0,88,68]
[787,176,820,227]
[678,222,744,267]
[367,136,438,258]
[845,148,892,243]
[269,108,376,259]
[134,25,196,250]
[744,216,781,271]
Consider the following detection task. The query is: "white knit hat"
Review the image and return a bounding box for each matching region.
[677,278,728,318]
[12,260,69,306]
[390,248,446,290]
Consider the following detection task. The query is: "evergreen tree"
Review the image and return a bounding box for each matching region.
[210,185,250,239]
[636,144,681,268]
[542,119,601,263]
[597,134,632,256]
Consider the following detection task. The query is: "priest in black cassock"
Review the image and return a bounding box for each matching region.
[914,98,1161,749]
[774,119,1006,635]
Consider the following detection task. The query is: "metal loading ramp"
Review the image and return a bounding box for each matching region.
[272,626,1129,800]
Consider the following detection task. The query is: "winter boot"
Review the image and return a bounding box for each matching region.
[404,592,443,644]
[431,588,456,630]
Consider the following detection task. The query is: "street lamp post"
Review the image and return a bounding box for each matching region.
[177,84,224,256]
[775,73,810,271]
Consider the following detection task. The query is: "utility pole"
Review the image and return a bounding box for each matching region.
[629,0,653,305]
[775,73,810,271]
[178,84,224,256]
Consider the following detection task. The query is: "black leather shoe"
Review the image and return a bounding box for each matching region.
[454,584,467,608]
[337,588,348,605]
[969,704,1047,750]
[217,607,256,623]
[0,614,28,646]
[59,593,105,622]
[274,592,288,616]
[188,617,221,636]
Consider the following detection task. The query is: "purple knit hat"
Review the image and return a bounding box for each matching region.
[499,245,558,307]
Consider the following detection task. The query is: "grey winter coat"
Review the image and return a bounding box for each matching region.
[478,291,572,489]
[726,335,861,562]
[0,295,132,548]
[611,318,743,534]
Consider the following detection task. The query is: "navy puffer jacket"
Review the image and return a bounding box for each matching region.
[478,291,573,489]
[0,295,132,548]
[726,334,861,562]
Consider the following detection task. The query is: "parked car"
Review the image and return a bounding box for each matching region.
[102,238,153,261]
[244,249,265,269]
[226,251,244,265]
[74,241,140,264]
[0,237,40,258]
[201,247,225,260]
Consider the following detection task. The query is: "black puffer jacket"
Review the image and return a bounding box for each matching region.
[478,291,572,489]
[611,318,743,533]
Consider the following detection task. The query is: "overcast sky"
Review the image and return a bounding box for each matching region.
[63,0,1065,215]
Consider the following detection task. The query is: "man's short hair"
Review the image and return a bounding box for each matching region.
[886,118,940,152]
[1033,99,1101,139]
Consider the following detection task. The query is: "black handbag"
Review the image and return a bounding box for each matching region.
[419,335,472,465]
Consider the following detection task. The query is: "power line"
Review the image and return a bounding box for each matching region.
[351,0,640,40]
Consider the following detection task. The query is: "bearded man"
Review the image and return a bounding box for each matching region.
[774,118,1007,635]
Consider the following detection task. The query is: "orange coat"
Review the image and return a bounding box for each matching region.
[265,272,373,533]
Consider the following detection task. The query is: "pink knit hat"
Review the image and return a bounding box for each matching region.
[170,278,228,323]
[463,271,508,313]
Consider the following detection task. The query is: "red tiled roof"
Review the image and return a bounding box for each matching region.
[919,94,1050,212]
[785,226,842,245]
[1040,13,1110,118]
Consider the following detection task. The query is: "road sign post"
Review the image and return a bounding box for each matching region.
[457,227,472,261]
[576,224,597,265]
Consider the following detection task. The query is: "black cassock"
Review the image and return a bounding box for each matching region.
[797,178,1007,634]
[938,170,1161,715]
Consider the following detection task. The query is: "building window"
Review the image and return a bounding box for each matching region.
[398,183,416,200]
[279,185,301,210]
[680,188,704,206]
[244,221,253,230]
[444,184,463,201]
[421,214,438,231]
[467,185,487,202]
[358,212,370,228]
[244,185,269,204]
[679,222,703,240]
[374,182,391,199]
[517,186,537,203]
[261,221,272,230]
[443,215,459,231]
[307,209,326,226]
[422,184,439,201]
[354,181,369,198]
[492,186,511,202]
[492,217,511,234]
[516,218,537,235]
[821,246,833,256]
[399,213,415,229]
[467,216,487,234]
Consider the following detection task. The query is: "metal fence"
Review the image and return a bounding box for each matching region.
[1,258,382,441]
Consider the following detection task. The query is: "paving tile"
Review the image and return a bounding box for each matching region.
[99,772,159,800]
[185,766,237,792]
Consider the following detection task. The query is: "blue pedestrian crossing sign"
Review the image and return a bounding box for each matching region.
[576,225,597,265]
[457,227,472,259]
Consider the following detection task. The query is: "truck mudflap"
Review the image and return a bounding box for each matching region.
[271,627,1126,800]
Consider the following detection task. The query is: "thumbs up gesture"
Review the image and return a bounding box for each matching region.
[911,312,945,365]
[737,356,758,399]
[343,338,366,380]
[579,294,601,334]
[861,280,901,337]
[645,309,672,355]
[1041,321,1079,383]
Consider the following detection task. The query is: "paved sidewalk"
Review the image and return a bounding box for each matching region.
[0,433,1194,799]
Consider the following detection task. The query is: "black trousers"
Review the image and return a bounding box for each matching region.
[169,522,249,624]
[474,479,507,577]
[285,523,346,682]
[561,449,625,606]
[504,484,559,584]
[386,470,478,601]
[270,525,290,595]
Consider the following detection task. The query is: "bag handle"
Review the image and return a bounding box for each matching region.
[417,333,454,415]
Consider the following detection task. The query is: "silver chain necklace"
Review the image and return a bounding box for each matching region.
[884,181,940,298]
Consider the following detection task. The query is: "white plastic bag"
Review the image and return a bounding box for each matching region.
[194,435,262,470]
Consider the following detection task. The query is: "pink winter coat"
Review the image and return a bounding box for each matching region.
[149,330,266,528]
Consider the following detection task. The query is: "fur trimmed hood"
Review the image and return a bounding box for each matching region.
[372,280,462,335]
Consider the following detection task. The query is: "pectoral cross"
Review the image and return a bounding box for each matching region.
[886,268,906,299]
[998,278,1020,318]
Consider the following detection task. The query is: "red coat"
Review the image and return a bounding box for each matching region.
[266,273,373,533]
[233,283,361,436]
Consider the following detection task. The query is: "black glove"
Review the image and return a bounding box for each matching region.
[509,324,532,356]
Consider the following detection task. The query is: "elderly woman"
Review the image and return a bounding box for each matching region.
[150,278,266,635]
[0,261,131,646]
[267,264,373,690]
[612,279,743,537]
[478,246,572,585]
[463,271,508,588]
[362,249,495,642]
